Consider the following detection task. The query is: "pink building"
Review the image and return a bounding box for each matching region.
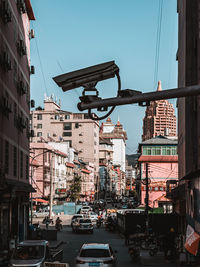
[30,143,68,201]
[0,0,35,251]
[138,136,178,212]
[30,96,99,191]
[142,81,177,141]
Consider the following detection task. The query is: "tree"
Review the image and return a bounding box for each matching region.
[69,173,82,202]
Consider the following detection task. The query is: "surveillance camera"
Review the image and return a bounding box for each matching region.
[53,61,119,91]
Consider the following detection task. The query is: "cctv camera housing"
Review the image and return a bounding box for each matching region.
[53,61,119,91]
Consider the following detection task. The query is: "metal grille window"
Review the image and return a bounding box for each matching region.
[5,141,9,174]
[63,132,72,137]
[63,123,72,130]
[13,146,17,176]
[20,151,23,178]
[37,114,42,120]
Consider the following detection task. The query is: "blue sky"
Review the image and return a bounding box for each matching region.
[30,0,178,154]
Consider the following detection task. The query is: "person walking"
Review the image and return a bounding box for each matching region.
[164,228,176,260]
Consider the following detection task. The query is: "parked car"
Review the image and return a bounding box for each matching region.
[32,210,55,218]
[9,240,63,266]
[80,206,92,214]
[73,218,93,234]
[71,214,84,227]
[75,243,116,266]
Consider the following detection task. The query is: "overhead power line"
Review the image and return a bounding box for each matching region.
[153,0,163,89]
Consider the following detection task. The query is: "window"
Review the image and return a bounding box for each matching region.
[37,124,42,129]
[65,114,70,119]
[5,141,9,174]
[37,132,42,137]
[63,123,71,130]
[26,155,29,180]
[73,114,82,119]
[20,151,23,178]
[37,114,42,120]
[155,146,161,155]
[13,146,17,176]
[160,187,164,191]
[63,132,72,137]
[75,123,79,128]
[154,187,158,191]
[55,114,60,120]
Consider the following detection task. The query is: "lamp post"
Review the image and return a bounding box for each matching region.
[30,149,54,225]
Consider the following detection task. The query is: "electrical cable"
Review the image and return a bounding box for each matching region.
[88,71,121,121]
[34,35,49,96]
[153,0,163,88]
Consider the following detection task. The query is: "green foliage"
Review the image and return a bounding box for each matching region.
[69,174,82,202]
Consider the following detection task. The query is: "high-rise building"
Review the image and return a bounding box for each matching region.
[142,81,177,141]
[30,96,99,187]
[0,0,35,252]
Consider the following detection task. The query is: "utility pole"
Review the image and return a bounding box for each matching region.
[145,163,149,235]
[49,152,54,218]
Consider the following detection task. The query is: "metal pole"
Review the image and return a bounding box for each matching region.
[49,152,54,219]
[78,85,200,111]
[145,163,149,235]
[30,163,33,225]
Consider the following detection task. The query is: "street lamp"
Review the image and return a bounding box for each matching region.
[30,148,54,225]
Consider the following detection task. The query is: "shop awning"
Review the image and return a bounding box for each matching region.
[34,198,48,203]
[6,179,36,192]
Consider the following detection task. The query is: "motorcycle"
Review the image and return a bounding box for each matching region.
[96,219,102,228]
[128,242,141,260]
[55,222,62,231]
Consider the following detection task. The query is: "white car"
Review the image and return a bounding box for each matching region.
[87,211,98,222]
[32,210,55,218]
[71,214,84,227]
[75,243,116,266]
[80,206,92,214]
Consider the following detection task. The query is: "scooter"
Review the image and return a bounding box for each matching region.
[55,222,62,231]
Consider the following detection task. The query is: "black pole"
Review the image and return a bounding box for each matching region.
[145,163,149,235]
[78,85,200,111]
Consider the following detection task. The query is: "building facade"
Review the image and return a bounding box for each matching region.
[138,136,178,212]
[30,96,99,193]
[100,118,127,172]
[142,81,177,141]
[0,0,35,252]
[177,0,200,257]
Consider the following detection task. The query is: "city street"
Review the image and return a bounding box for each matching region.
[54,224,177,267]
[59,225,138,266]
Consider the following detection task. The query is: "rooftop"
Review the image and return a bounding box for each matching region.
[140,135,178,145]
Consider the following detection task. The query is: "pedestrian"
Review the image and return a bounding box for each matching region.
[45,216,50,230]
[164,227,176,260]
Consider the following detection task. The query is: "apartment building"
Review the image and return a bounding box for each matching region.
[0,0,35,252]
[142,81,177,141]
[30,96,99,190]
[100,118,127,172]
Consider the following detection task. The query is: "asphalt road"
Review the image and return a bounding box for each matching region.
[58,225,137,267]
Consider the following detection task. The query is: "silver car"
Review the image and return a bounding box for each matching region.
[73,218,93,234]
[75,243,116,267]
